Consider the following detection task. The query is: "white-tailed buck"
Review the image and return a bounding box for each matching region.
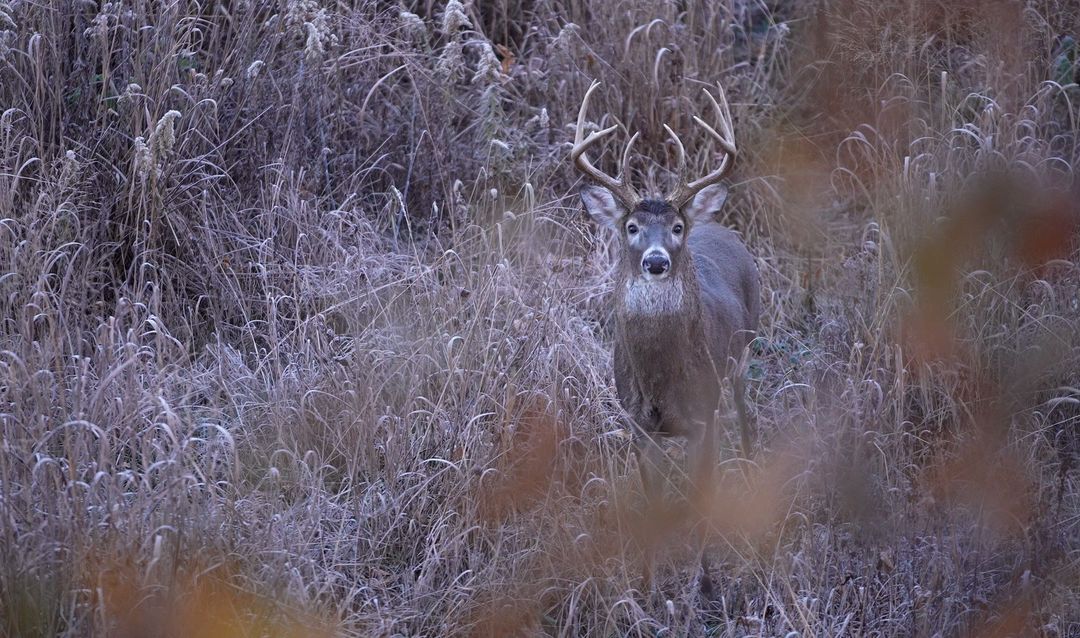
[573,80,761,583]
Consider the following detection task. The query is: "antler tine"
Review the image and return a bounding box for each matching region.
[662,124,687,183]
[621,131,640,187]
[711,83,736,148]
[668,83,738,208]
[571,80,640,207]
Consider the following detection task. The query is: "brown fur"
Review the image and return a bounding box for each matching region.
[591,193,760,589]
[608,199,760,442]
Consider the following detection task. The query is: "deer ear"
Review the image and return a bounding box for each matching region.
[579,185,623,228]
[684,184,729,224]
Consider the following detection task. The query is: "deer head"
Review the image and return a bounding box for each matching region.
[573,80,737,282]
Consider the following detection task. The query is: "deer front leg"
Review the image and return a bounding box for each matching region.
[689,414,719,597]
[634,432,666,590]
[688,415,717,507]
[635,433,666,506]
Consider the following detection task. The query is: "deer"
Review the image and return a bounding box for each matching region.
[572,80,761,588]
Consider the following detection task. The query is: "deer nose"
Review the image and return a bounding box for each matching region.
[642,253,670,275]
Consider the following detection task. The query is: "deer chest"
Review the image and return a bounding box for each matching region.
[613,326,720,435]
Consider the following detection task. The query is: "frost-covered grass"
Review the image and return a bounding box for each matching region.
[1,1,1078,635]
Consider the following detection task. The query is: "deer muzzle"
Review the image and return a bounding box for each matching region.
[642,250,671,278]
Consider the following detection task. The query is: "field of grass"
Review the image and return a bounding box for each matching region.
[1,1,1079,635]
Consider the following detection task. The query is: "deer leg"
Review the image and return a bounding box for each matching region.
[733,368,753,460]
[634,433,666,590]
[689,415,718,597]
[689,416,716,506]
[635,433,665,507]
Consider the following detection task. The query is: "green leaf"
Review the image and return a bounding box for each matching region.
[1053,53,1076,85]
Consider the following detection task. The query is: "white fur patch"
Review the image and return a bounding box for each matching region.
[622,277,685,316]
[642,247,669,262]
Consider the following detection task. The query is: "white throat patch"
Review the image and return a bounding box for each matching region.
[623,277,686,317]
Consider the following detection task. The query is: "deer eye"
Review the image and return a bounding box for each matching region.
[672,223,684,235]
[626,222,639,235]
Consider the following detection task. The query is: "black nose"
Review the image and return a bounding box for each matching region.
[642,253,670,275]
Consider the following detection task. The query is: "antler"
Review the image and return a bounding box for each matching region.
[665,83,737,209]
[571,80,640,208]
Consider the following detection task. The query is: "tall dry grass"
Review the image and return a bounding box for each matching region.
[1,0,1078,635]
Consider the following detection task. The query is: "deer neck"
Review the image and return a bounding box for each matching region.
[614,259,709,422]
[615,257,704,340]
